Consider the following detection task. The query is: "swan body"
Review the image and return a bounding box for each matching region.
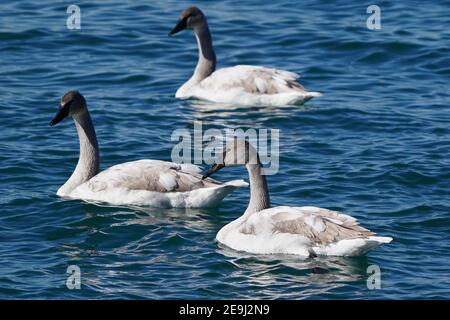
[170,7,321,106]
[217,206,392,257]
[176,65,321,106]
[50,91,247,208]
[203,139,392,257]
[66,160,247,207]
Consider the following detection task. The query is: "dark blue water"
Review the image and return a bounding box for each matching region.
[0,0,449,299]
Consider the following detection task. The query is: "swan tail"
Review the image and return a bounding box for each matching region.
[368,236,393,244]
[192,180,247,207]
[306,91,322,97]
[316,236,393,257]
[287,91,322,105]
[224,179,249,188]
[344,236,393,256]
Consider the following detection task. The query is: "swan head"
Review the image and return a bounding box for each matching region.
[169,6,205,36]
[202,139,260,179]
[50,91,87,126]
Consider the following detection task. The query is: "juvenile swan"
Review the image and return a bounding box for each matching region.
[202,139,392,257]
[50,91,247,207]
[169,6,321,106]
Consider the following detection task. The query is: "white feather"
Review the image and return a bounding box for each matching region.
[177,65,321,106]
[158,172,178,191]
[217,206,392,257]
[63,160,247,208]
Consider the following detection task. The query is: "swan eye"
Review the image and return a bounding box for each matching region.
[187,15,198,27]
[61,99,74,110]
[187,12,202,26]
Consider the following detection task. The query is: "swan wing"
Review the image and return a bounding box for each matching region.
[218,206,391,256]
[242,206,392,246]
[267,206,375,245]
[200,65,306,94]
[85,160,220,193]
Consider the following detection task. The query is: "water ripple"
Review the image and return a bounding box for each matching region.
[0,0,449,299]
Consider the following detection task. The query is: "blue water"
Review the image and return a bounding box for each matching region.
[1,0,449,299]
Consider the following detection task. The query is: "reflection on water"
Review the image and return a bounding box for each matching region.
[54,203,372,299]
[190,100,315,128]
[218,244,369,298]
[115,207,220,232]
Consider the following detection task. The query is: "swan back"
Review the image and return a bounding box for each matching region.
[170,7,321,106]
[66,160,248,208]
[217,206,392,257]
[184,65,321,105]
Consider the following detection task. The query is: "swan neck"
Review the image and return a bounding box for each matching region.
[244,163,270,216]
[192,20,216,83]
[216,163,270,242]
[58,110,100,195]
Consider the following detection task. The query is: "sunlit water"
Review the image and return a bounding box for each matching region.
[0,0,449,299]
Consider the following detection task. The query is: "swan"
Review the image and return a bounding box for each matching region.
[169,6,321,106]
[202,139,392,257]
[49,91,247,207]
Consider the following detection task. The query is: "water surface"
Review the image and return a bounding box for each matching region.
[0,0,449,299]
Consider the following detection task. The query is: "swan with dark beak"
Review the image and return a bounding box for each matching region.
[49,91,247,207]
[169,6,321,106]
[202,138,392,257]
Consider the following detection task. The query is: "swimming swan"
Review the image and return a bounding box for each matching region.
[169,6,321,106]
[202,139,392,257]
[49,91,247,207]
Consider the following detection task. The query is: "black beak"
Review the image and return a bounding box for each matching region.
[202,163,225,180]
[169,18,187,36]
[50,102,71,126]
